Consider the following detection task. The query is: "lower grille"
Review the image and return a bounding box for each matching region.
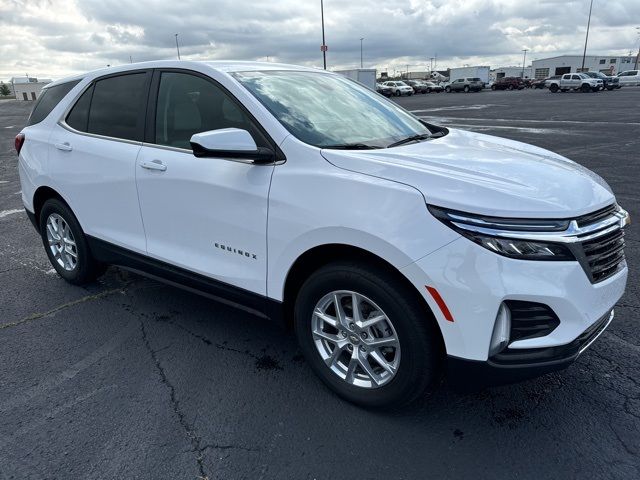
[581,228,625,282]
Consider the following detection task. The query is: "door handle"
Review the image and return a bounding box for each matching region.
[55,142,73,152]
[140,160,167,172]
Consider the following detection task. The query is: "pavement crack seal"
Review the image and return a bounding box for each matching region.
[139,319,210,480]
[0,286,128,330]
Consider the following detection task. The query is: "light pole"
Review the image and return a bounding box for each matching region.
[580,0,594,72]
[521,49,528,78]
[320,0,327,70]
[175,33,181,60]
[634,26,640,70]
[360,37,364,68]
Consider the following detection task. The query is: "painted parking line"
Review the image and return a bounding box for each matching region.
[0,208,23,218]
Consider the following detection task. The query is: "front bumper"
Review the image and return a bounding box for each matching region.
[447,309,613,388]
[400,235,627,362]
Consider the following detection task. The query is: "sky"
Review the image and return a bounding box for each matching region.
[1,0,639,81]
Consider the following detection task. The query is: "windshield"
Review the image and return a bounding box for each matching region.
[234,70,431,148]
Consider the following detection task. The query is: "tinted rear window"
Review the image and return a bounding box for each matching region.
[27,80,80,126]
[86,73,148,141]
[66,84,94,132]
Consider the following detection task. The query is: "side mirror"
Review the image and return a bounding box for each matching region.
[190,128,275,164]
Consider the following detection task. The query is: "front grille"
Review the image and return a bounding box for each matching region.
[581,228,625,282]
[576,203,616,227]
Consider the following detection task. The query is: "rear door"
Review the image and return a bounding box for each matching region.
[135,69,275,297]
[49,71,151,252]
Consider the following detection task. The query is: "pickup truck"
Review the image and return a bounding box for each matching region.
[547,73,602,93]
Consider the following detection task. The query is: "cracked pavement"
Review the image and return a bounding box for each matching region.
[0,89,638,479]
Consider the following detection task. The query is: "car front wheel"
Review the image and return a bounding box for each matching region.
[39,198,106,285]
[445,86,451,93]
[294,262,442,409]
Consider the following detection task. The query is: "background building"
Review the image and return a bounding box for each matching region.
[531,55,636,78]
[8,76,52,100]
[490,66,533,80]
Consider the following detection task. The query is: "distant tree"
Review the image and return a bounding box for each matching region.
[0,83,11,96]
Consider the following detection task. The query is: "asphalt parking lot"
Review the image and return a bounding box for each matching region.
[0,87,638,479]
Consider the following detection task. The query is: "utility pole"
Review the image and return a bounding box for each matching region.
[129,55,133,64]
[521,49,528,78]
[175,33,181,60]
[635,27,640,70]
[581,0,594,72]
[320,0,327,70]
[360,38,364,68]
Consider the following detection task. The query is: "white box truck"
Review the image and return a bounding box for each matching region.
[335,69,377,91]
[448,66,490,85]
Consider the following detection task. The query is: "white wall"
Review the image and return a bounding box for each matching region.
[13,82,48,101]
[531,55,636,78]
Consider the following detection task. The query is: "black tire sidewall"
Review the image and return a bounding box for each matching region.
[39,199,98,284]
[294,263,440,409]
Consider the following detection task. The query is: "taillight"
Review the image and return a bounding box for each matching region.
[15,133,25,155]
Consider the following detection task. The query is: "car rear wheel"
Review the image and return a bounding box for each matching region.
[39,198,106,285]
[549,84,559,93]
[508,85,514,91]
[463,85,470,93]
[491,85,496,90]
[445,86,451,93]
[294,262,442,409]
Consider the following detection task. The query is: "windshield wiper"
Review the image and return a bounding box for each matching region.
[387,133,432,148]
[322,143,381,150]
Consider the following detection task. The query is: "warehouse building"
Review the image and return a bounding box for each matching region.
[9,76,52,101]
[531,55,637,78]
[490,66,533,81]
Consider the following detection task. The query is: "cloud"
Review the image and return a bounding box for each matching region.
[1,0,638,80]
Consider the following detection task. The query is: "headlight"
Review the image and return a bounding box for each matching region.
[428,205,575,261]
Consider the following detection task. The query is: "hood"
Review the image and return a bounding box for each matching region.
[320,129,615,218]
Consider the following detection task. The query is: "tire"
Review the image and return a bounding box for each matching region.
[426,88,431,93]
[581,83,591,93]
[39,198,106,285]
[508,85,514,91]
[549,84,558,93]
[394,90,401,97]
[491,85,496,90]
[294,262,442,409]
[463,85,470,93]
[445,86,451,93]
[607,86,614,91]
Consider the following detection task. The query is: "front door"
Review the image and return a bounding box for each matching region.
[135,70,275,297]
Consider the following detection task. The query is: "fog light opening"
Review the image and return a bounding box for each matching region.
[489,303,511,356]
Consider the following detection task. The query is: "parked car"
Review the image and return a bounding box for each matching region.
[542,75,561,88]
[532,76,556,89]
[382,80,414,96]
[423,81,444,93]
[491,77,525,91]
[547,73,603,93]
[405,80,427,94]
[444,77,483,92]
[16,61,629,408]
[581,71,621,90]
[617,70,640,86]
[376,83,393,97]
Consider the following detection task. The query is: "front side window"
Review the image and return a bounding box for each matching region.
[234,70,432,148]
[87,73,148,141]
[154,72,261,150]
[27,79,80,126]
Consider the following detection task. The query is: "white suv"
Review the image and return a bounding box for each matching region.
[16,61,629,408]
[382,80,414,96]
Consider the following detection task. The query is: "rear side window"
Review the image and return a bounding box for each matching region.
[27,80,80,126]
[66,84,94,132]
[86,73,148,141]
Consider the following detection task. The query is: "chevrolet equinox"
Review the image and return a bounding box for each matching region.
[16,61,629,408]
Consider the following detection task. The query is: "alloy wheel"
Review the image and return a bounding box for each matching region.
[311,290,400,388]
[46,213,78,271]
